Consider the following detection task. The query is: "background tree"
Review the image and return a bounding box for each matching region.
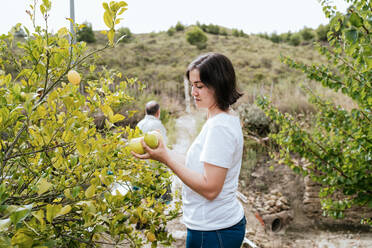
[175,21,185,32]
[0,1,179,247]
[77,22,96,43]
[117,27,133,43]
[316,24,330,42]
[186,26,208,49]
[258,0,372,225]
[289,33,302,46]
[299,27,315,42]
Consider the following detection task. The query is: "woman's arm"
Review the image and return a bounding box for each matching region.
[132,139,227,201]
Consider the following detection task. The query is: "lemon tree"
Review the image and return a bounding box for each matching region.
[258,0,371,225]
[0,1,179,247]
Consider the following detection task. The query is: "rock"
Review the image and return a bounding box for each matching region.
[267,200,276,207]
[279,196,288,205]
[303,197,320,204]
[304,191,319,199]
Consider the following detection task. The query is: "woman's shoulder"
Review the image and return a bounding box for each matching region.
[207,111,241,129]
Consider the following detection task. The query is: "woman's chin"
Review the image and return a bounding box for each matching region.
[194,101,203,109]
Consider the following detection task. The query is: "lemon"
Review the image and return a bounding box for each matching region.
[67,70,81,85]
[146,231,156,242]
[144,130,162,149]
[128,137,145,154]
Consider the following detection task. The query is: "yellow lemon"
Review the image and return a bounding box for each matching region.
[144,130,161,149]
[67,70,81,85]
[146,231,156,242]
[128,137,145,154]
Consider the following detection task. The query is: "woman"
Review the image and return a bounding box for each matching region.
[133,52,245,248]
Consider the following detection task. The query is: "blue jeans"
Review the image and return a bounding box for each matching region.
[186,216,246,248]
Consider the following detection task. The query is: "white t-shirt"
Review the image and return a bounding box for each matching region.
[182,112,244,231]
[136,115,168,144]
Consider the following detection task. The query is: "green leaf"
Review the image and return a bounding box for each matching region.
[57,27,69,38]
[118,7,127,15]
[85,185,96,198]
[46,204,62,223]
[110,113,125,123]
[11,228,33,248]
[32,210,45,226]
[102,2,109,11]
[101,104,113,118]
[37,178,52,195]
[349,12,363,28]
[10,208,30,225]
[103,11,113,29]
[56,205,71,217]
[344,28,358,43]
[76,141,89,156]
[107,29,115,45]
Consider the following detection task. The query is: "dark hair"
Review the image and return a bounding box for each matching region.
[145,100,160,115]
[186,52,243,111]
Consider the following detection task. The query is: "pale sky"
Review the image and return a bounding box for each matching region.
[1,0,349,35]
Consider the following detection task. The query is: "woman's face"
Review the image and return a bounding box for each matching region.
[189,69,217,110]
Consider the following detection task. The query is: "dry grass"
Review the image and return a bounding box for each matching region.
[89,28,357,126]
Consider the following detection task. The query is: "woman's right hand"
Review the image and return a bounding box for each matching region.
[131,135,170,165]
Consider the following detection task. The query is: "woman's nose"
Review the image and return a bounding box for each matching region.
[191,86,198,96]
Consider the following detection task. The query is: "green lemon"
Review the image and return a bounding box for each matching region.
[128,137,145,154]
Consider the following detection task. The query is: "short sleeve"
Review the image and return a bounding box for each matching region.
[200,125,236,168]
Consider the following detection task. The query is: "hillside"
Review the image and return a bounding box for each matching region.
[87,28,346,118]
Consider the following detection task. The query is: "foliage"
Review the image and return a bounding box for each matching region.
[289,33,302,46]
[175,21,185,32]
[186,26,208,49]
[257,0,372,224]
[232,28,248,38]
[316,24,330,42]
[237,104,271,137]
[198,23,220,35]
[0,1,180,247]
[117,27,133,43]
[77,22,96,43]
[299,27,315,41]
[269,32,282,43]
[166,27,175,36]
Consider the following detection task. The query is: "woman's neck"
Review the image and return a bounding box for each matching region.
[207,104,226,119]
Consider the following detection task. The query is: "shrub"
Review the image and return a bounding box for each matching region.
[175,21,185,31]
[289,33,301,46]
[77,22,96,43]
[220,28,228,36]
[280,31,292,43]
[167,26,176,36]
[299,27,315,41]
[232,28,240,37]
[186,26,208,49]
[316,24,330,42]
[269,32,282,43]
[206,24,220,35]
[232,29,248,38]
[117,27,133,43]
[238,104,271,137]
